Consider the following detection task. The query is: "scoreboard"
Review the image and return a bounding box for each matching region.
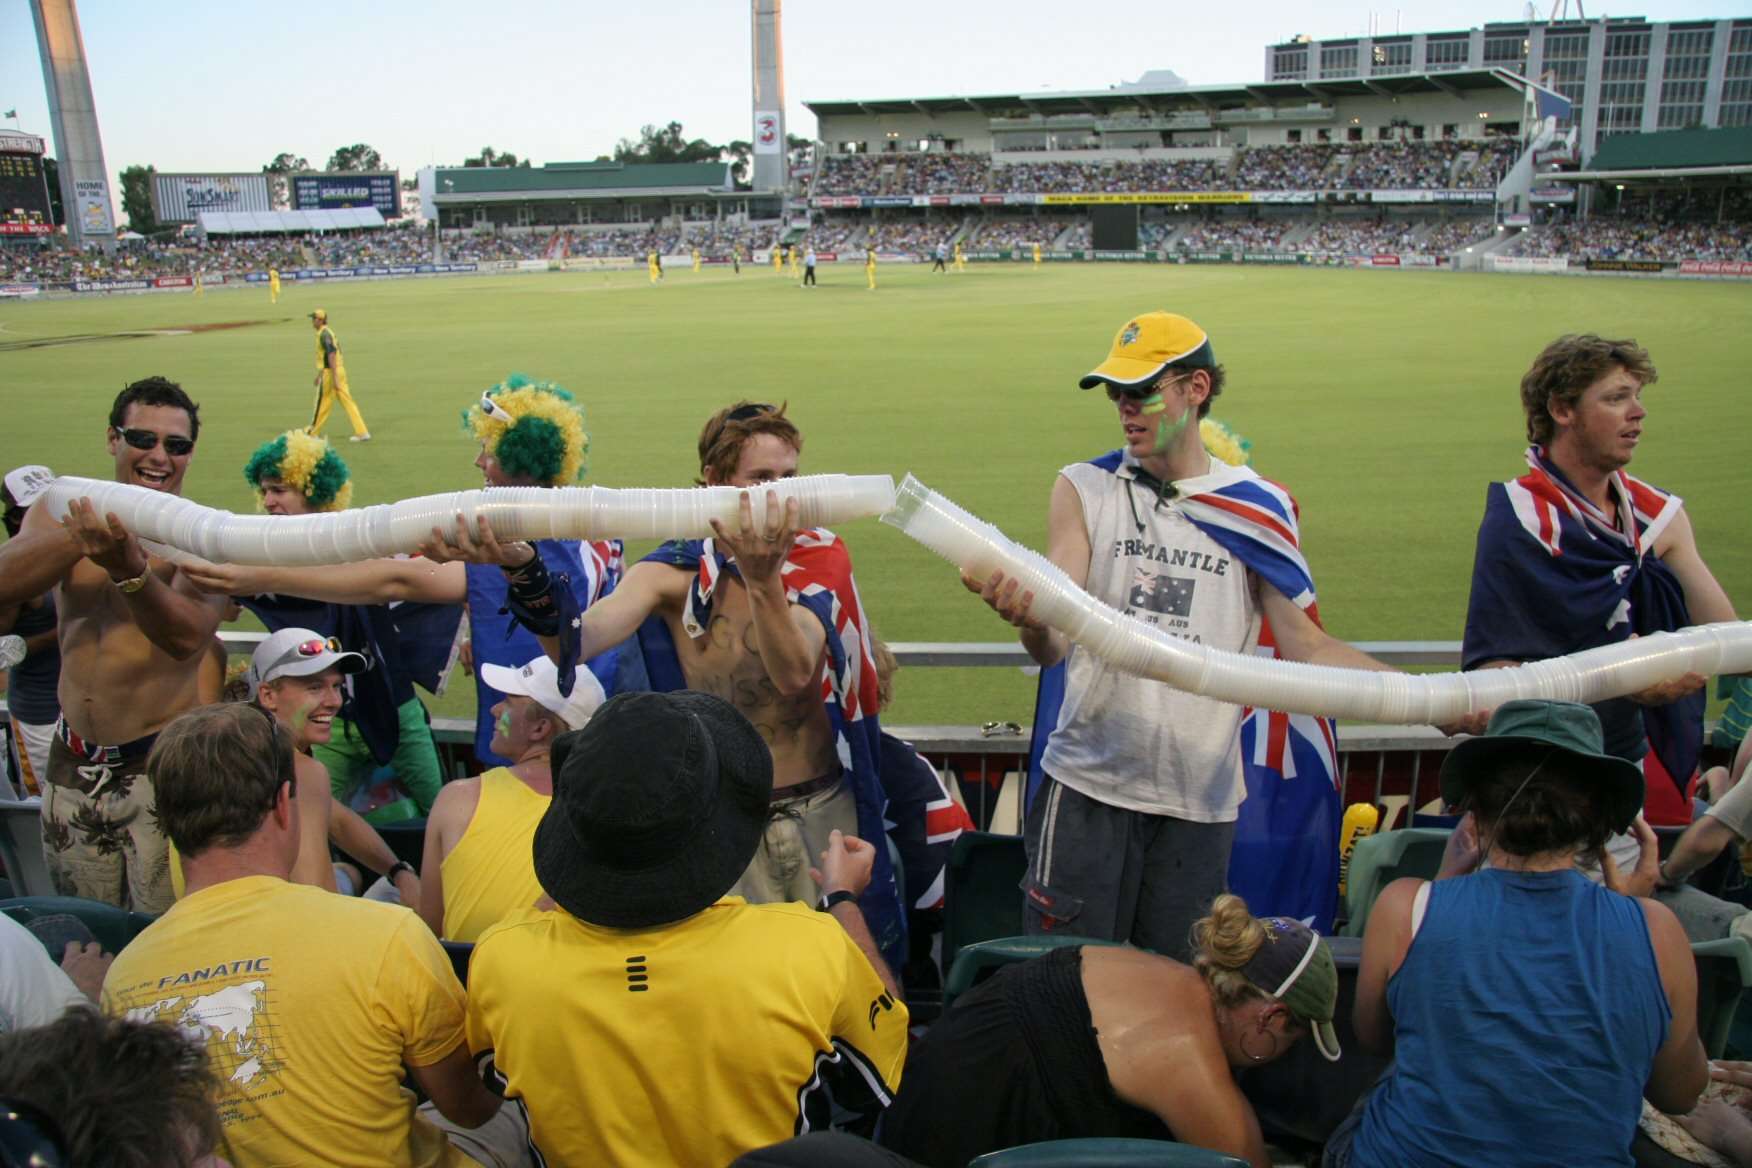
[0,133,52,237]
[291,172,400,216]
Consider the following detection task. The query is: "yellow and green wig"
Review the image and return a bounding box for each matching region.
[242,429,353,511]
[463,373,589,486]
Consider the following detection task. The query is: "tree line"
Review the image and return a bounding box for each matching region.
[108,122,813,234]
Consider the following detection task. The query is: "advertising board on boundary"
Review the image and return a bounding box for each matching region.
[1679,260,1752,277]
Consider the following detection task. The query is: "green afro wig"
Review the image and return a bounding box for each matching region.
[462,373,589,486]
[242,430,353,511]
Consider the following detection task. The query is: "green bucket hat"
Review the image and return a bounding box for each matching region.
[1439,699,1644,833]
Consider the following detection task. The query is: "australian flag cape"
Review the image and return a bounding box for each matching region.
[1462,446,1700,822]
[238,594,414,767]
[635,530,908,971]
[466,538,624,766]
[1026,450,1342,931]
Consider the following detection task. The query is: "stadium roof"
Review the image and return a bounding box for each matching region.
[196,208,384,234]
[433,160,732,203]
[804,69,1536,118]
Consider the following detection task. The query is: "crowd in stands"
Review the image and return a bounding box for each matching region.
[1232,144,1341,190]
[988,157,1226,194]
[1175,219,1290,252]
[1337,140,1466,191]
[1506,217,1752,262]
[969,216,1063,249]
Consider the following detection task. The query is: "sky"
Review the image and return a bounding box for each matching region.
[0,0,1739,191]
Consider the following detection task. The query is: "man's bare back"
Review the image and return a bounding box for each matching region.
[656,571,837,789]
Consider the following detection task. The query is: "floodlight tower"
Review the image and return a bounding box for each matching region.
[750,0,788,192]
[31,0,116,249]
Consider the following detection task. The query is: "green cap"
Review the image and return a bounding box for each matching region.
[1243,917,1341,1062]
[1439,699,1643,833]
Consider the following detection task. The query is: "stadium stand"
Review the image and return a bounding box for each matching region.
[1504,218,1752,262]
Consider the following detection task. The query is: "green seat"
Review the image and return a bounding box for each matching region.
[0,895,157,956]
[944,934,1121,1008]
[1693,937,1752,1059]
[1340,828,1452,937]
[941,831,1029,976]
[968,1138,1249,1167]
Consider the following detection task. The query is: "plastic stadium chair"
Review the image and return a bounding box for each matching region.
[941,831,1029,976]
[371,819,427,870]
[968,1138,1249,1167]
[1692,936,1752,1059]
[0,895,156,956]
[0,798,55,898]
[944,934,1121,1009]
[1340,828,1452,937]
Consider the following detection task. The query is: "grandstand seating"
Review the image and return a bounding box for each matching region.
[1,894,156,956]
[943,934,1119,1007]
[940,831,1029,976]
[1504,218,1752,262]
[1339,828,1452,937]
[0,801,53,898]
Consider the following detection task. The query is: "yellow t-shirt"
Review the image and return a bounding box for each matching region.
[467,898,909,1167]
[103,875,475,1168]
[441,767,550,943]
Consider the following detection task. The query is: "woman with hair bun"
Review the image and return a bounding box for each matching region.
[1326,700,1707,1168]
[879,893,1339,1168]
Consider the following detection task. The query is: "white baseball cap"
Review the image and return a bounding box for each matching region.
[3,465,54,509]
[480,655,606,731]
[247,628,366,696]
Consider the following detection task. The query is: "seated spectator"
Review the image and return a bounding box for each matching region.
[102,703,522,1168]
[463,690,908,1166]
[0,1009,224,1168]
[241,628,422,901]
[0,911,107,1030]
[417,654,603,941]
[1325,700,1707,1167]
[878,896,1340,1168]
[1651,732,1752,927]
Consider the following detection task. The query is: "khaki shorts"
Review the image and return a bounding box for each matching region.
[41,735,173,913]
[729,775,861,906]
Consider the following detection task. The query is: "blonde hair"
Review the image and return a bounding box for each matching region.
[1189,893,1271,1009]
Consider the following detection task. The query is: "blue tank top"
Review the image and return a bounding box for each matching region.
[1350,867,1669,1168]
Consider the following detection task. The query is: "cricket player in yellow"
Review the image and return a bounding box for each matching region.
[953,240,966,272]
[787,245,801,280]
[308,309,371,442]
[269,266,282,302]
[691,247,701,272]
[771,245,783,274]
[865,245,877,290]
[647,251,661,283]
[193,271,204,297]
[1033,241,1043,267]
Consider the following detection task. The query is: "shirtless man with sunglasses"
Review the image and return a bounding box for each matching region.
[0,376,230,911]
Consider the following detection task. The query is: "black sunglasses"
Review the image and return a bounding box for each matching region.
[116,427,195,457]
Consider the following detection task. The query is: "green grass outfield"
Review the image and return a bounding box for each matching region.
[2,261,1748,727]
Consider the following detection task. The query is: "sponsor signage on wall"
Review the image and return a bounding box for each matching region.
[152,173,272,222]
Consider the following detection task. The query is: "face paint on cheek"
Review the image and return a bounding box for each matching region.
[1153,408,1191,454]
[496,709,513,738]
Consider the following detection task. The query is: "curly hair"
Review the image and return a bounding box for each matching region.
[242,429,353,511]
[1520,335,1657,447]
[0,1009,223,1168]
[109,375,201,442]
[463,373,589,486]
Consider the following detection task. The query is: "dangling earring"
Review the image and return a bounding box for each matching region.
[1239,1027,1279,1063]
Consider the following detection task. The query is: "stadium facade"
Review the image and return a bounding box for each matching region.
[1265,16,1752,157]
[416,160,758,232]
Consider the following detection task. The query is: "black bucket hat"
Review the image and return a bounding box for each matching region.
[1439,699,1644,833]
[532,690,774,929]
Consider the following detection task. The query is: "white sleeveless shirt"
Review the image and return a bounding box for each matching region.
[1040,457,1262,822]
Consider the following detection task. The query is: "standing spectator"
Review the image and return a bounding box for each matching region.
[102,703,523,1168]
[0,378,231,912]
[966,313,1401,956]
[1,465,60,797]
[464,690,908,1166]
[1462,336,1738,831]
[418,654,603,942]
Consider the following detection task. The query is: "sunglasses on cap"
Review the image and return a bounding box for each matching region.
[478,393,517,424]
[703,402,777,451]
[292,636,344,658]
[115,427,195,456]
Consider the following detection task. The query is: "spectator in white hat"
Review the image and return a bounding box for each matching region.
[418,655,605,942]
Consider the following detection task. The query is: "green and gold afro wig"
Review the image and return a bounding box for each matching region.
[463,373,589,486]
[242,429,353,511]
